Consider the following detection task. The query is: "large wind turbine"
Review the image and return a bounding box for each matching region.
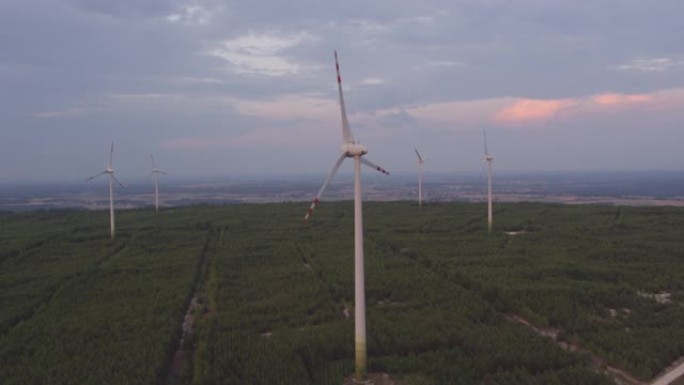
[148,154,166,212]
[414,148,425,206]
[87,143,124,239]
[483,129,494,233]
[304,51,389,383]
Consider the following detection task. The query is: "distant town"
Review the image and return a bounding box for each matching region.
[2,170,683,212]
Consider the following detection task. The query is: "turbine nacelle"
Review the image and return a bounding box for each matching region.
[341,143,368,157]
[484,155,494,162]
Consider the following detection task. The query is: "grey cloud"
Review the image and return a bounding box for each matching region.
[2,0,684,180]
[67,0,183,19]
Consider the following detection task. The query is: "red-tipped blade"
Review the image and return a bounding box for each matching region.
[112,174,125,188]
[304,153,346,222]
[360,157,389,175]
[335,51,355,144]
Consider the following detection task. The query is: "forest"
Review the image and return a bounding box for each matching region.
[1,201,684,384]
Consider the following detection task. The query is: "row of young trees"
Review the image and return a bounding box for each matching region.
[188,202,614,384]
[0,209,210,384]
[2,202,683,384]
[363,202,684,381]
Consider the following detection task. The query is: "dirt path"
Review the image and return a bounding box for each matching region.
[165,229,217,384]
[509,313,684,385]
[650,358,684,385]
[506,314,646,385]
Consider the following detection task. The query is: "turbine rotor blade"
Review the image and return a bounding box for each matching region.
[150,154,157,169]
[360,157,390,175]
[112,175,125,188]
[109,142,114,168]
[483,128,489,156]
[86,171,107,181]
[304,153,346,222]
[414,148,423,162]
[335,51,355,144]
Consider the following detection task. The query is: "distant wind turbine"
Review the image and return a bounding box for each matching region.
[414,148,425,206]
[304,51,389,383]
[148,154,166,212]
[87,143,124,239]
[483,129,494,233]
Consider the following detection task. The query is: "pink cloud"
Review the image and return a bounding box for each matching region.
[491,92,658,126]
[493,98,576,124]
[592,93,652,106]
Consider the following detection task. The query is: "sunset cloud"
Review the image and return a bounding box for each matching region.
[592,93,652,106]
[402,98,510,126]
[397,89,679,130]
[492,98,577,124]
[490,92,661,125]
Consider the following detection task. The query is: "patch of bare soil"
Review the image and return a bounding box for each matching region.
[167,296,201,381]
[343,373,398,385]
[506,314,646,385]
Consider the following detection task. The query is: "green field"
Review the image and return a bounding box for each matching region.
[2,202,684,384]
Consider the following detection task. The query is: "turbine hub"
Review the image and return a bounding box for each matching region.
[341,143,368,157]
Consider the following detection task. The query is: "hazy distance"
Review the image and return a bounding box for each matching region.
[2,171,683,212]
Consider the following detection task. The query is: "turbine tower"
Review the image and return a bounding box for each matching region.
[87,143,124,239]
[148,154,166,212]
[414,148,425,206]
[304,51,389,383]
[483,129,494,233]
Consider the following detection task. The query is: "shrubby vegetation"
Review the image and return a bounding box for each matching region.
[1,208,208,384]
[2,202,684,384]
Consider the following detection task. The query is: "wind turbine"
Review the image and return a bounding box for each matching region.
[414,148,425,206]
[148,154,166,212]
[87,142,124,239]
[483,129,494,233]
[304,51,389,383]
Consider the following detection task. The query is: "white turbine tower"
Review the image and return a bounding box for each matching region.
[483,129,494,233]
[414,148,425,206]
[87,143,124,239]
[148,154,166,212]
[304,51,389,383]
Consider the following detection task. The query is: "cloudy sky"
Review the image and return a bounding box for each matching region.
[1,0,683,182]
